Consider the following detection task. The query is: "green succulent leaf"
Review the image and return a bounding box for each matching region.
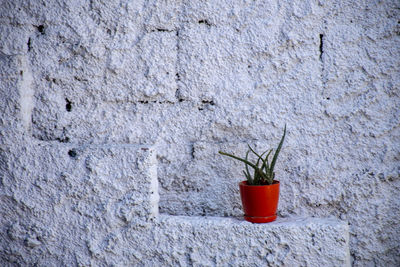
[242,171,252,184]
[269,124,286,179]
[218,125,286,186]
[260,149,273,173]
[244,150,252,184]
[218,151,257,170]
[248,145,269,168]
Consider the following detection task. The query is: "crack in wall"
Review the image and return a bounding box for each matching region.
[174,23,185,102]
[150,28,174,33]
[65,98,72,112]
[319,32,328,99]
[27,38,32,52]
[319,34,324,61]
[319,20,328,100]
[198,19,212,27]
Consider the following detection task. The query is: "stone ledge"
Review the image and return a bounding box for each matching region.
[136,215,351,266]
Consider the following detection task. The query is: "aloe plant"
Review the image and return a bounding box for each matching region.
[219,125,286,185]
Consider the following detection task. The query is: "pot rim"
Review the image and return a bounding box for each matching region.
[239,180,280,187]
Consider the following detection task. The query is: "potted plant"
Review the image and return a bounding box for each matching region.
[219,125,286,223]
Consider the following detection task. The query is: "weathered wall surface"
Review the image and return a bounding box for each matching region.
[1,0,399,266]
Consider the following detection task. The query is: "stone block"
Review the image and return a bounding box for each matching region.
[137,215,351,266]
[30,28,178,141]
[102,31,178,103]
[0,142,158,264]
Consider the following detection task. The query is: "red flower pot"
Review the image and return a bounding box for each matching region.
[239,180,280,223]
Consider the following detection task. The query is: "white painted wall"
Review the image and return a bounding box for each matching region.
[1,0,399,266]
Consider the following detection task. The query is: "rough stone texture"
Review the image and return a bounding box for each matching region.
[0,142,158,265]
[149,215,350,267]
[1,0,399,266]
[128,215,349,267]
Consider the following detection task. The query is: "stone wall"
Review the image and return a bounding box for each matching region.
[1,0,399,266]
